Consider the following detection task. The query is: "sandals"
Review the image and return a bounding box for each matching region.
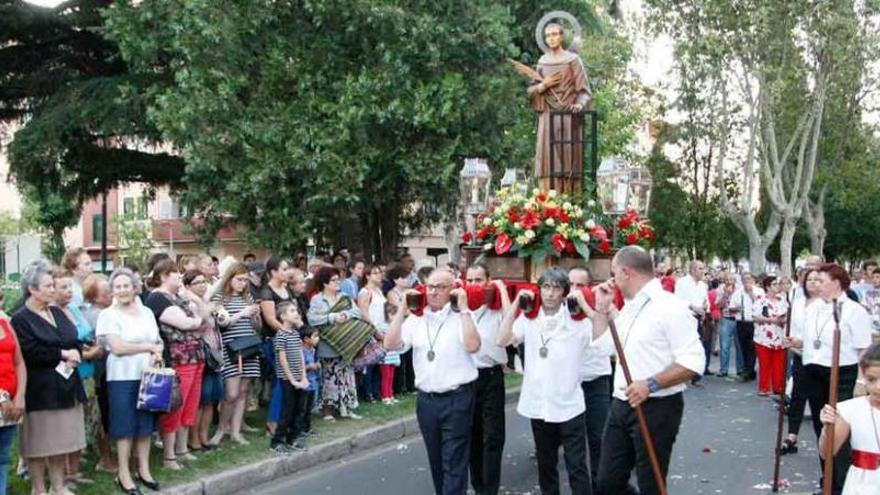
[780,438,798,455]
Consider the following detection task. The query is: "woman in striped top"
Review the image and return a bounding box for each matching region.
[209,262,262,446]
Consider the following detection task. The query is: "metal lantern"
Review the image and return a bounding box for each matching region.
[459,158,492,215]
[499,167,526,189]
[596,156,653,216]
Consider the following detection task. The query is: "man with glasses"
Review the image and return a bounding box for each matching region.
[384,269,481,495]
[589,246,704,495]
[569,266,613,491]
[464,264,510,495]
[498,267,593,495]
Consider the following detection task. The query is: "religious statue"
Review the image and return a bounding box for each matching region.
[511,16,591,195]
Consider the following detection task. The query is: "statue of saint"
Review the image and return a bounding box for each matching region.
[517,22,592,195]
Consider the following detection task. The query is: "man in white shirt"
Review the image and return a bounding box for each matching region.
[729,273,763,382]
[384,269,481,495]
[589,246,705,495]
[498,267,593,495]
[569,266,613,490]
[675,260,709,383]
[465,264,510,495]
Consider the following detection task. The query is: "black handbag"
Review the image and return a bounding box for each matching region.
[202,338,223,372]
[227,334,262,373]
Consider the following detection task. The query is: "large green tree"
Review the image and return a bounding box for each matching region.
[0,0,185,259]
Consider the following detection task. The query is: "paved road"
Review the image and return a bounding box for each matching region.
[255,369,823,494]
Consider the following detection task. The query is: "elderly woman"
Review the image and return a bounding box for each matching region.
[60,248,93,307]
[81,274,116,472]
[144,259,205,470]
[209,262,262,446]
[11,260,86,495]
[307,266,362,421]
[96,268,164,494]
[753,276,789,396]
[53,269,103,485]
[0,301,26,494]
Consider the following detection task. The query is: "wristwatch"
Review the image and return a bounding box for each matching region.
[647,377,661,393]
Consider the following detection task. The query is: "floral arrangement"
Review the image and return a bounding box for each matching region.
[616,208,655,247]
[461,187,611,262]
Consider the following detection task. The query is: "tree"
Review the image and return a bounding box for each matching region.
[0,0,185,251]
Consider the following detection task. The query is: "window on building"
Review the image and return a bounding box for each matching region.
[92,214,103,243]
[123,196,150,220]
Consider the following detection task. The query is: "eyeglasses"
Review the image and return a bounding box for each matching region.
[426,284,452,292]
[190,280,208,286]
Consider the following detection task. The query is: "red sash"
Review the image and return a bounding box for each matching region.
[851,449,880,470]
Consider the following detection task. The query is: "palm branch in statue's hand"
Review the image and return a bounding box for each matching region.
[508,59,563,100]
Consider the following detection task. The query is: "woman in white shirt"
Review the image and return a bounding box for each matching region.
[753,276,789,396]
[96,268,164,494]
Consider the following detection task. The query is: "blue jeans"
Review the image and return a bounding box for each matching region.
[718,318,743,374]
[361,366,379,400]
[0,425,17,494]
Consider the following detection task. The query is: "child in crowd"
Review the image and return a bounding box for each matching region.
[300,328,321,436]
[819,342,880,494]
[379,302,401,405]
[271,302,310,453]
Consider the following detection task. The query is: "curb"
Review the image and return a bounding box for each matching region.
[160,386,521,494]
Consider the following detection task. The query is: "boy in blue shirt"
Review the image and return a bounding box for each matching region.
[299,327,321,436]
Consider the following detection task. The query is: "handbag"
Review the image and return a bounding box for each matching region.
[137,364,181,413]
[202,338,223,372]
[227,334,262,373]
[352,337,387,368]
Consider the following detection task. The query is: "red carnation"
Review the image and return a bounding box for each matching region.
[461,231,473,244]
[476,226,494,240]
[626,233,639,245]
[495,233,513,255]
[507,208,520,223]
[543,206,560,219]
[565,240,577,255]
[590,225,608,241]
[598,239,612,253]
[551,233,567,253]
[618,216,633,229]
[521,210,541,229]
[536,192,548,203]
[560,212,570,223]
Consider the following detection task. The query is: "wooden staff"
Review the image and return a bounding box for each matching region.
[607,318,668,495]
[822,299,842,495]
[772,292,794,492]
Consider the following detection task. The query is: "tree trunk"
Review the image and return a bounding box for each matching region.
[778,216,797,278]
[802,186,827,258]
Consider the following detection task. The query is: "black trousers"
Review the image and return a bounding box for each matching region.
[298,390,316,434]
[735,321,756,378]
[469,366,506,495]
[272,381,306,446]
[787,354,808,436]
[803,363,858,495]
[417,383,476,495]
[597,394,684,495]
[395,350,417,394]
[581,376,611,486]
[531,413,591,495]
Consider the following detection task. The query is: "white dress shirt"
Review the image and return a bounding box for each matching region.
[581,330,613,382]
[512,306,591,423]
[596,279,705,402]
[471,307,507,368]
[800,297,873,367]
[675,275,708,312]
[729,287,764,322]
[400,304,478,393]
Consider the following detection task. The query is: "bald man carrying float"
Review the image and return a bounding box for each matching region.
[384,269,481,495]
[588,246,705,495]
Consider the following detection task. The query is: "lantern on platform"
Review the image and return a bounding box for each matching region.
[459,158,492,237]
[596,156,653,216]
[499,167,527,191]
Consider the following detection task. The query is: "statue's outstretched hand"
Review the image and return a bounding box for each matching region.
[542,71,564,89]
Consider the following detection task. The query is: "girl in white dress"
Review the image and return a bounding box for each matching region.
[819,342,880,494]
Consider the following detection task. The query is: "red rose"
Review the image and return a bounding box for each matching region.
[626,233,639,245]
[461,231,473,244]
[536,192,547,203]
[551,233,567,253]
[521,210,541,229]
[560,212,570,223]
[564,240,577,255]
[494,233,513,255]
[543,206,560,219]
[598,239,612,253]
[618,216,633,229]
[590,225,608,241]
[476,226,494,240]
[507,208,520,223]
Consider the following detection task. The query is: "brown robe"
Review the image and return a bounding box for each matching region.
[530,51,591,195]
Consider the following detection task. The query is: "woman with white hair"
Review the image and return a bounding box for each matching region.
[96,268,164,494]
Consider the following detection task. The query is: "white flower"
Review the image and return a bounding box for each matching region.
[587,200,596,208]
[514,222,522,230]
[524,229,536,239]
[548,190,558,198]
[516,235,529,245]
[483,243,493,251]
[532,187,541,196]
[563,202,572,210]
[545,218,555,227]
[586,219,596,229]
[579,232,590,242]
[483,217,492,226]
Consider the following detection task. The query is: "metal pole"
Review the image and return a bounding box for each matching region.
[591,111,599,190]
[101,191,108,273]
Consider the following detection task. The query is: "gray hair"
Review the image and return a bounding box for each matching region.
[20,259,54,299]
[109,267,137,287]
[615,246,654,276]
[537,267,570,293]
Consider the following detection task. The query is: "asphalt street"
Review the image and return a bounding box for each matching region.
[254,365,824,494]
